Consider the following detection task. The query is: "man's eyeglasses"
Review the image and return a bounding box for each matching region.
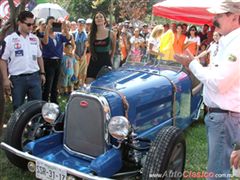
[22,22,35,27]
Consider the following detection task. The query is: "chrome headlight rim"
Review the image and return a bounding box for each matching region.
[108,116,131,141]
[41,102,60,124]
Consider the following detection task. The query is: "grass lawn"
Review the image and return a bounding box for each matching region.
[0,98,208,179]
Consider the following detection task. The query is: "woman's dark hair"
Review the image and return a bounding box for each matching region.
[176,24,183,29]
[187,25,198,37]
[46,16,55,25]
[17,11,34,22]
[89,11,108,61]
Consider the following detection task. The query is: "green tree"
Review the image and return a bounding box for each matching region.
[118,0,149,21]
[67,0,93,20]
[48,0,112,20]
[47,0,157,24]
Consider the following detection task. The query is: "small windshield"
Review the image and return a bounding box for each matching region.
[126,54,182,69]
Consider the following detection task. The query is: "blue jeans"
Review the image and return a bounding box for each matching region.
[205,112,240,180]
[10,71,42,110]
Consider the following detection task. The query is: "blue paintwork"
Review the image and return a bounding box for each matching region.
[21,62,202,178]
[24,133,63,154]
[25,133,122,177]
[90,148,122,177]
[90,62,202,140]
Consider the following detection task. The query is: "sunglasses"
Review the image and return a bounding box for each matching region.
[190,29,196,31]
[22,22,35,27]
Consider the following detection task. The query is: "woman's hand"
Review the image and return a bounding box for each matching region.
[174,49,195,67]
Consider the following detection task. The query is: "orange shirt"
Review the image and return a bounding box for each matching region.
[186,42,198,56]
[173,33,186,54]
[121,46,127,60]
[184,36,201,56]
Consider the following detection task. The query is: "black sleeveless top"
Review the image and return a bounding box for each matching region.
[87,31,112,78]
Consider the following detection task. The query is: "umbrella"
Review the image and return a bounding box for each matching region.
[152,0,222,25]
[31,3,69,19]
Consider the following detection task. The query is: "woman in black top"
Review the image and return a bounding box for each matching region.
[86,11,116,83]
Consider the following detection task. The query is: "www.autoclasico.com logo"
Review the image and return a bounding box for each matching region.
[149,170,232,179]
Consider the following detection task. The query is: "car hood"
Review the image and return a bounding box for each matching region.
[91,62,182,90]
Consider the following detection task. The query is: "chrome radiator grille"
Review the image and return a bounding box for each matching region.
[64,93,108,158]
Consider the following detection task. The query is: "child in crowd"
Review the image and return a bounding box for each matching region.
[77,52,88,86]
[130,41,142,62]
[198,43,209,66]
[60,43,77,95]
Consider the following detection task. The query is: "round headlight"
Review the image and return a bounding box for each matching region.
[108,116,130,140]
[42,103,60,124]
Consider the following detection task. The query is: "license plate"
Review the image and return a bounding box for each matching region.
[36,160,67,180]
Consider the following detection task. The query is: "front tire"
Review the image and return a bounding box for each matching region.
[4,100,46,169]
[142,126,186,180]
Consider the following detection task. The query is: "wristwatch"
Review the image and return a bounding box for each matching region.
[40,72,46,75]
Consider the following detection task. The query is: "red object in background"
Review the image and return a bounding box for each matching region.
[152,0,221,25]
[64,15,69,20]
[0,0,20,22]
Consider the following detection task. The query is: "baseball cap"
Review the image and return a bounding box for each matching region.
[77,18,86,24]
[86,18,92,24]
[207,0,240,14]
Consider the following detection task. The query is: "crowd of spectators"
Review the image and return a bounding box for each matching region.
[0,11,221,104]
[0,2,239,176]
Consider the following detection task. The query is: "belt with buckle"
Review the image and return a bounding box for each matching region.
[44,58,60,61]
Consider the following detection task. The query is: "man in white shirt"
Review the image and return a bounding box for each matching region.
[0,11,45,110]
[174,0,240,179]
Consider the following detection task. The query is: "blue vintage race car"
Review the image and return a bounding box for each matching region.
[1,59,202,180]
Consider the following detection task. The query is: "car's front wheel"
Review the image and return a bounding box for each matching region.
[142,126,186,180]
[4,100,51,169]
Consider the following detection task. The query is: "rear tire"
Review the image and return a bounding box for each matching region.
[4,100,46,169]
[142,126,186,180]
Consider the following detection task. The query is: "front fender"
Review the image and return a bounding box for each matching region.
[90,148,122,177]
